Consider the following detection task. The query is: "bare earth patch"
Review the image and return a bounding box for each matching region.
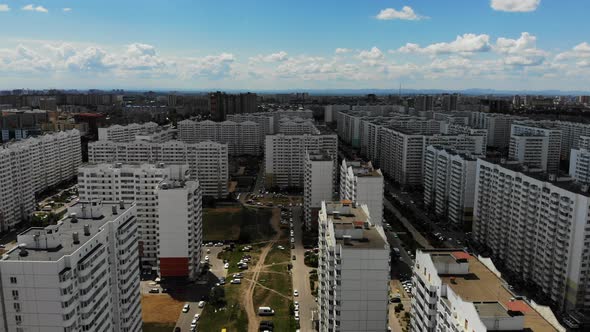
[141,294,184,323]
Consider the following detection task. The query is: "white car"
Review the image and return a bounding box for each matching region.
[182,303,190,313]
[193,313,200,321]
[294,301,300,311]
[190,319,197,328]
[224,262,229,269]
[204,255,210,261]
[198,301,206,308]
[293,289,299,297]
[294,310,300,321]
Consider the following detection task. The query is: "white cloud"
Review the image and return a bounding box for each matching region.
[396,34,491,55]
[335,48,351,54]
[0,4,10,12]
[22,4,48,13]
[494,32,546,66]
[63,8,72,12]
[250,51,288,63]
[357,47,384,66]
[491,0,540,12]
[376,6,426,21]
[556,42,590,61]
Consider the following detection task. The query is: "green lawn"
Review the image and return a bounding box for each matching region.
[254,271,297,332]
[142,322,175,332]
[203,206,274,242]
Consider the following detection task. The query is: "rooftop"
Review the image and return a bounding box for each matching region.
[324,201,387,249]
[424,249,558,332]
[308,150,332,161]
[349,160,382,177]
[3,201,133,262]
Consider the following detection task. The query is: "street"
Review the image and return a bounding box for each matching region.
[290,206,316,332]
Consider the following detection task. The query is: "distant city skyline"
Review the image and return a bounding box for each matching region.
[1,0,589,91]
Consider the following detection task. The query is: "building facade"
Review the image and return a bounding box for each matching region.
[0,201,142,332]
[318,201,390,332]
[98,122,159,142]
[88,140,228,198]
[339,160,384,226]
[303,151,334,229]
[473,159,590,313]
[177,119,261,155]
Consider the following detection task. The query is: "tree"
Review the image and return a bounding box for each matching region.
[209,286,226,308]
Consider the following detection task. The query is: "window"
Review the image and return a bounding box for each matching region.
[13,303,20,312]
[11,290,18,299]
[15,315,22,324]
[10,277,17,284]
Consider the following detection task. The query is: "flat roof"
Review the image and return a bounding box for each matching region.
[425,250,558,331]
[4,202,130,262]
[325,201,387,249]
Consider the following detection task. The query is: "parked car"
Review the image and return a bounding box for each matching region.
[231,278,242,284]
[224,262,230,269]
[258,306,275,316]
[293,290,299,297]
[182,303,190,313]
[198,301,206,308]
[148,288,159,293]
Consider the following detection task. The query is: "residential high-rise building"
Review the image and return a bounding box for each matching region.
[339,160,384,226]
[177,119,261,155]
[0,129,81,231]
[157,180,203,279]
[410,249,561,332]
[470,112,525,148]
[509,122,562,174]
[441,93,458,111]
[0,200,142,332]
[423,146,479,229]
[303,151,334,229]
[98,122,159,142]
[473,158,590,313]
[569,136,590,184]
[209,92,258,121]
[88,140,228,198]
[265,133,337,188]
[414,95,434,112]
[318,201,390,332]
[77,163,202,277]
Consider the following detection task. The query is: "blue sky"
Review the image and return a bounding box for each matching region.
[0,0,589,91]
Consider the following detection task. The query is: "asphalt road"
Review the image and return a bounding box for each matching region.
[174,246,227,332]
[290,206,316,332]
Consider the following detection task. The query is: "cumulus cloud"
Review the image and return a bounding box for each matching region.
[376,6,427,21]
[22,4,48,13]
[63,8,72,12]
[0,4,10,12]
[396,34,491,55]
[495,32,546,66]
[250,51,288,63]
[491,0,540,12]
[556,42,590,61]
[335,48,351,54]
[357,47,384,66]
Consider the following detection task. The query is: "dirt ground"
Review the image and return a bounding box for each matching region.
[208,206,242,213]
[141,294,184,323]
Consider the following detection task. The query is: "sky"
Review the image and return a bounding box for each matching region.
[0,0,590,91]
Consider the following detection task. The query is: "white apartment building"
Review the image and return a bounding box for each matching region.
[135,128,177,142]
[157,180,203,279]
[77,163,202,276]
[278,117,319,135]
[569,136,590,184]
[303,151,334,229]
[378,126,485,186]
[177,119,261,155]
[318,201,390,332]
[470,112,525,148]
[339,160,384,226]
[98,122,159,142]
[411,249,560,332]
[0,130,81,231]
[509,123,562,174]
[473,159,590,313]
[0,200,142,332]
[264,133,338,188]
[423,146,478,228]
[324,105,350,123]
[88,140,228,198]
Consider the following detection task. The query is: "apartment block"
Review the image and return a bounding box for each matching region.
[509,123,562,174]
[0,201,142,332]
[410,249,560,332]
[77,163,202,277]
[0,130,81,231]
[157,180,203,279]
[339,160,384,226]
[88,140,228,198]
[318,201,390,332]
[471,112,525,148]
[423,146,478,228]
[177,119,261,155]
[98,122,159,142]
[278,117,319,135]
[473,159,590,313]
[569,137,590,184]
[303,151,334,229]
[264,133,337,188]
